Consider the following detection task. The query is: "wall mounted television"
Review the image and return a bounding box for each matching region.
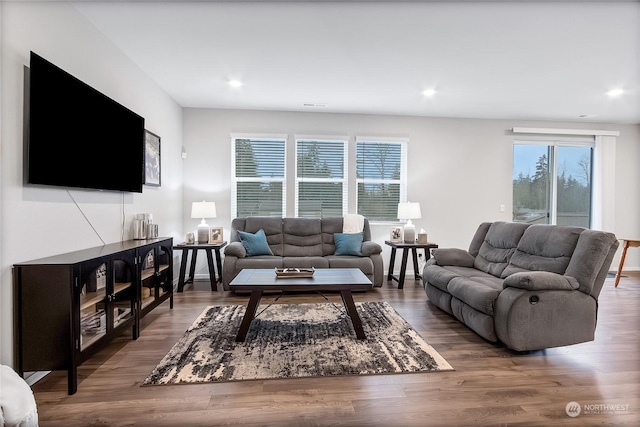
[27,51,145,193]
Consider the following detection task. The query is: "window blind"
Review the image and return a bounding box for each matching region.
[232,137,286,218]
[356,139,407,221]
[295,139,347,218]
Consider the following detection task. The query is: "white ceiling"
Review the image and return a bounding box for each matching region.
[73,1,640,124]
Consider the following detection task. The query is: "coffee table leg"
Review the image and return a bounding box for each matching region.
[340,290,366,340]
[236,290,263,342]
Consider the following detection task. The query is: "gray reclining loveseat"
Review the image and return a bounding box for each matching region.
[423,222,618,351]
[222,217,383,290]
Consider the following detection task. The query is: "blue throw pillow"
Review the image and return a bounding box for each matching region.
[238,229,273,256]
[334,232,363,256]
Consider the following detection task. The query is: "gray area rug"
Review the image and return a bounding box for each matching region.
[143,301,453,385]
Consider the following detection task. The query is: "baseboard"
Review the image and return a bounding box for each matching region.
[24,370,50,386]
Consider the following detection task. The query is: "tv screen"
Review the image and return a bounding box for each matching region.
[27,51,145,193]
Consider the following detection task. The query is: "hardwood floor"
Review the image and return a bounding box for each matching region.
[31,273,640,426]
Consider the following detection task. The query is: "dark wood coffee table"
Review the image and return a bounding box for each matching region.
[229,268,373,342]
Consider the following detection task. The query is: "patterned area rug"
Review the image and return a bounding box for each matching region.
[143,301,453,385]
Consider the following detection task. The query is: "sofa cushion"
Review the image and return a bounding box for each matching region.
[283,257,330,269]
[334,232,363,256]
[283,218,323,256]
[501,224,583,278]
[235,256,283,271]
[238,229,273,256]
[321,218,345,256]
[448,276,503,316]
[474,222,529,277]
[423,265,497,293]
[325,255,373,276]
[243,217,285,256]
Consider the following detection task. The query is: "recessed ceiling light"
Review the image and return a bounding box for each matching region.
[606,88,624,97]
[228,80,243,88]
[422,89,437,97]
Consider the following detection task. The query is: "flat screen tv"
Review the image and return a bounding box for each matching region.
[27,51,145,193]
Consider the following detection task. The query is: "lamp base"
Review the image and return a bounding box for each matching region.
[197,223,210,244]
[403,223,416,243]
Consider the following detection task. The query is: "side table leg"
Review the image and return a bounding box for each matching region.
[214,248,223,283]
[398,248,409,289]
[205,249,217,291]
[187,250,198,283]
[411,248,420,280]
[177,250,189,292]
[615,240,629,288]
[236,290,263,342]
[388,248,397,281]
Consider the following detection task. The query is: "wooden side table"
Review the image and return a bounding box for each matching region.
[174,242,227,292]
[614,238,640,287]
[385,240,438,289]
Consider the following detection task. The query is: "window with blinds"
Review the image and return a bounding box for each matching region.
[356,139,407,221]
[232,136,286,218]
[295,138,348,218]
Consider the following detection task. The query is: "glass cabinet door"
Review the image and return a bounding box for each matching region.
[79,261,108,351]
[112,258,135,329]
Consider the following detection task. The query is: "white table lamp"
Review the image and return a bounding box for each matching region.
[191,201,216,243]
[397,202,422,243]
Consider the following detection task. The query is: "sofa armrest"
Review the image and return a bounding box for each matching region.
[361,241,382,257]
[432,248,475,267]
[224,241,247,258]
[503,271,580,291]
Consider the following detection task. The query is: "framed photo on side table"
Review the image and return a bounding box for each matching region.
[209,227,223,244]
[144,130,161,187]
[390,227,403,242]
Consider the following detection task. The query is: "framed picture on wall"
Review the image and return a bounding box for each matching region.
[390,227,402,242]
[144,130,161,187]
[209,227,224,244]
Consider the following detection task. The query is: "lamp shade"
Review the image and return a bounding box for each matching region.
[191,201,216,219]
[397,202,422,220]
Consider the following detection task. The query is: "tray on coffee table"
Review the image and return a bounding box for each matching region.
[274,267,315,278]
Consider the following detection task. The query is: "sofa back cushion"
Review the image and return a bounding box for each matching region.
[474,222,529,277]
[501,224,583,278]
[283,218,323,256]
[565,229,619,297]
[234,217,285,256]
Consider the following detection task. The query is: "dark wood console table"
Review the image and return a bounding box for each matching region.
[174,242,227,292]
[385,240,438,289]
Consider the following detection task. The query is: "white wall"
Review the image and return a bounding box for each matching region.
[183,108,639,277]
[0,2,184,365]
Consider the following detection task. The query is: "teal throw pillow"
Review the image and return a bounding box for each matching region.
[334,232,363,256]
[238,229,273,256]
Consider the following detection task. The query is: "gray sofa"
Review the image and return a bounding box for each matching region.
[423,221,619,351]
[222,217,383,290]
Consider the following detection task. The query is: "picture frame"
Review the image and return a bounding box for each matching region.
[209,227,224,244]
[144,130,161,187]
[390,227,403,242]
